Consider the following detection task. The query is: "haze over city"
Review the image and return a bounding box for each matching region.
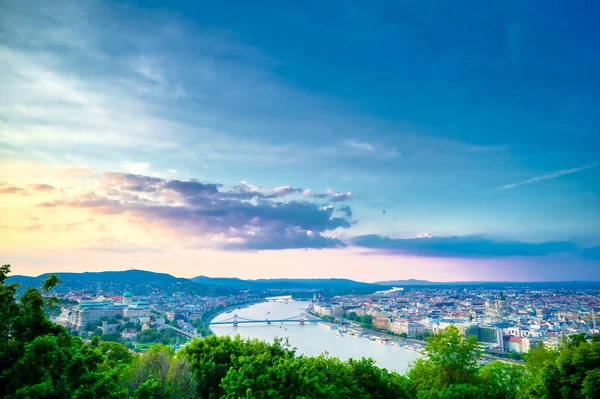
[1,0,599,281]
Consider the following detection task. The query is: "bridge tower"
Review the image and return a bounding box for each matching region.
[233,314,238,327]
[299,312,305,325]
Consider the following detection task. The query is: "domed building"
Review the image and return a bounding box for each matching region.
[123,291,133,305]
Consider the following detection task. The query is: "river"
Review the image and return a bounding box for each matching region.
[211,300,421,374]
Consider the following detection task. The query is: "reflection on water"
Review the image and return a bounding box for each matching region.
[211,300,421,373]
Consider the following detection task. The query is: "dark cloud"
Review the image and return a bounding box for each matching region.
[351,234,579,258]
[103,172,163,192]
[163,180,220,197]
[38,173,353,250]
[226,230,345,250]
[581,246,600,260]
[339,205,353,217]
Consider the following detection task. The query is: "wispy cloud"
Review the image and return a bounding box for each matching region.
[498,161,598,190]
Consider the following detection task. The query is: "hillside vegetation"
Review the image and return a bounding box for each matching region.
[1,264,599,399]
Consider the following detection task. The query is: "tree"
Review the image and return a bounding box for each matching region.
[524,345,558,375]
[133,378,163,399]
[221,352,409,399]
[523,333,600,399]
[0,265,131,399]
[582,368,600,399]
[345,312,359,321]
[137,328,159,343]
[127,345,198,399]
[181,335,291,399]
[359,314,372,326]
[409,325,482,395]
[478,361,525,399]
[102,332,124,343]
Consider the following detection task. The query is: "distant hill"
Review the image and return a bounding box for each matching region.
[9,269,188,287]
[8,270,382,292]
[191,276,383,291]
[375,279,600,289]
[191,276,247,287]
[376,279,433,286]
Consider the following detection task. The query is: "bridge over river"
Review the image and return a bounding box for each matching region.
[210,312,320,327]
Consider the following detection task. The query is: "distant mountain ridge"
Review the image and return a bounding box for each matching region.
[376,279,433,285]
[375,279,600,288]
[8,269,188,286]
[190,275,383,290]
[8,270,384,291]
[9,270,599,290]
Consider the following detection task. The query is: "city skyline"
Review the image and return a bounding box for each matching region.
[1,1,599,281]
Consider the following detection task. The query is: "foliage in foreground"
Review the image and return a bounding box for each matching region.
[2,264,600,399]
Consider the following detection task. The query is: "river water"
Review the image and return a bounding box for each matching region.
[211,300,421,374]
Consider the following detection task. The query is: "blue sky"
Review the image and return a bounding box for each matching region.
[0,0,599,280]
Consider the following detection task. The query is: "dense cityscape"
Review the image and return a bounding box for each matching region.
[32,270,600,359]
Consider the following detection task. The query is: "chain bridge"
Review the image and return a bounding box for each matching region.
[210,311,320,327]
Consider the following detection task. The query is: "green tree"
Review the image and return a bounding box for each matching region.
[133,378,163,399]
[582,368,600,399]
[523,333,600,399]
[102,331,124,343]
[182,335,290,399]
[137,328,159,343]
[359,314,372,326]
[345,311,359,321]
[127,344,198,399]
[478,361,525,399]
[409,325,482,396]
[0,265,130,399]
[221,353,409,399]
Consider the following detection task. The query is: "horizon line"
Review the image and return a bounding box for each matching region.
[6,268,600,284]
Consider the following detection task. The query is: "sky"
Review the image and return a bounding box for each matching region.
[1,0,599,281]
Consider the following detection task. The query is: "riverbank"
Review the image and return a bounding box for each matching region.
[201,300,264,335]
[209,300,422,373]
[341,320,523,364]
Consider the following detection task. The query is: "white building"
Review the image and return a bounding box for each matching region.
[391,321,425,336]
